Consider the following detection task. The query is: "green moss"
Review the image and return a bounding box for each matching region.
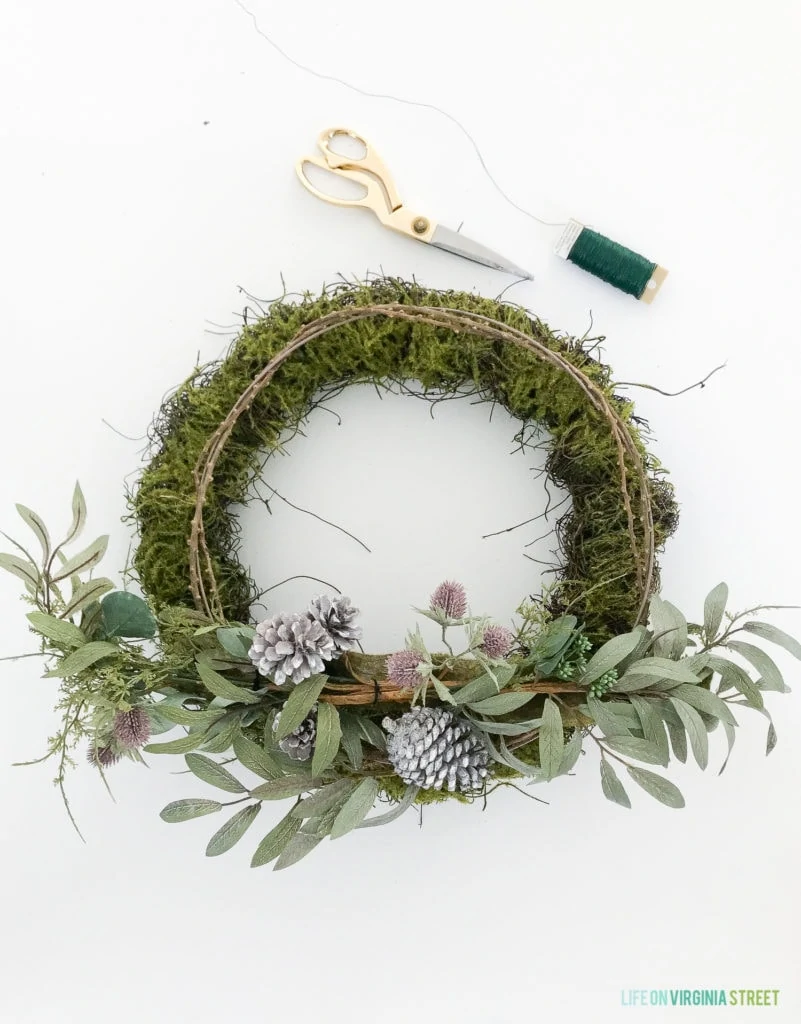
[130,279,677,640]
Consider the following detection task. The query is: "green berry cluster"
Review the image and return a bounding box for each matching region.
[555,634,592,681]
[588,669,618,698]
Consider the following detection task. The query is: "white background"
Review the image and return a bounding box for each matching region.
[1,1,800,1021]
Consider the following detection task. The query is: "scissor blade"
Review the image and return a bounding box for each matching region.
[430,224,534,280]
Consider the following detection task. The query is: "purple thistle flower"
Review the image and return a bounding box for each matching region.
[480,625,514,659]
[87,744,119,769]
[430,580,467,619]
[386,650,427,688]
[113,708,152,749]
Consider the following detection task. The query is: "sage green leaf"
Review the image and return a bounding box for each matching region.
[558,729,583,774]
[452,672,503,705]
[670,683,738,726]
[432,678,457,705]
[274,832,323,870]
[616,625,653,674]
[339,713,364,769]
[331,778,378,839]
[232,733,282,780]
[291,779,357,819]
[468,691,534,716]
[538,697,564,780]
[312,702,342,774]
[250,776,322,800]
[145,732,208,754]
[483,662,516,689]
[357,718,387,751]
[766,721,777,755]
[626,766,685,808]
[628,695,670,767]
[153,704,226,728]
[185,753,246,793]
[251,811,302,868]
[617,657,700,685]
[580,631,642,686]
[206,803,260,856]
[585,695,636,738]
[497,738,546,779]
[200,714,243,754]
[532,615,577,673]
[1,553,40,590]
[725,640,786,692]
[659,703,688,763]
[711,658,763,709]
[160,798,222,822]
[50,534,109,583]
[301,808,339,838]
[63,481,87,547]
[100,591,157,639]
[742,621,801,661]
[274,674,328,739]
[357,785,419,829]
[15,504,51,561]
[703,582,729,640]
[197,660,260,705]
[61,577,114,619]
[600,758,631,808]
[649,596,688,659]
[603,736,667,766]
[466,716,541,736]
[668,698,708,769]
[26,611,85,648]
[216,626,255,659]
[45,640,119,677]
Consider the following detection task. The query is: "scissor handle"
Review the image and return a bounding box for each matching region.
[317,127,403,213]
[295,156,396,226]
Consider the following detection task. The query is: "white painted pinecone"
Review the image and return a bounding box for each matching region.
[309,595,362,652]
[274,707,317,761]
[382,707,489,792]
[249,612,335,685]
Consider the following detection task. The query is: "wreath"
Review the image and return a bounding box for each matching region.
[2,280,796,870]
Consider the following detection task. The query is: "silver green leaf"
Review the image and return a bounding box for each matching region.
[628,695,670,767]
[196,660,260,705]
[718,719,736,775]
[274,832,323,870]
[670,683,738,726]
[703,582,729,640]
[725,640,786,692]
[467,692,534,716]
[61,577,114,619]
[538,697,564,780]
[558,729,583,775]
[648,595,688,660]
[339,713,364,769]
[145,732,209,754]
[330,778,379,839]
[659,702,688,763]
[600,758,631,808]
[357,785,419,829]
[742,621,801,661]
[312,702,342,775]
[26,610,85,648]
[232,733,282,781]
[206,803,261,856]
[250,776,322,800]
[432,678,457,705]
[580,631,642,686]
[467,716,541,736]
[50,534,109,583]
[216,626,255,659]
[497,738,546,779]
[711,657,763,709]
[44,640,119,678]
[291,780,357,819]
[63,481,88,547]
[357,718,387,751]
[153,705,226,728]
[668,697,708,769]
[603,736,667,766]
[616,657,700,686]
[626,766,685,808]
[0,553,40,591]
[251,810,302,868]
[160,798,222,822]
[200,713,243,754]
[585,695,636,738]
[15,504,51,561]
[185,753,247,793]
[452,672,504,705]
[766,721,777,755]
[274,674,328,739]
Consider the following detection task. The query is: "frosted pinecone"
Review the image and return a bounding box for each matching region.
[383,707,489,793]
[274,707,317,761]
[249,612,336,685]
[113,708,151,749]
[309,595,362,652]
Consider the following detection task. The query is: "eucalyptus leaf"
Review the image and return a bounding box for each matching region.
[357,718,387,751]
[659,703,688,763]
[628,695,670,767]
[703,582,729,640]
[538,698,564,780]
[497,738,545,779]
[199,713,243,754]
[291,780,357,819]
[339,713,364,770]
[710,657,763,709]
[452,672,503,705]
[274,832,323,870]
[330,778,378,839]
[15,504,51,561]
[216,626,255,659]
[467,691,534,716]
[668,698,708,770]
[232,733,282,781]
[0,553,40,590]
[725,640,786,692]
[251,811,302,868]
[742,621,801,661]
[300,808,339,838]
[467,716,541,736]
[357,785,419,829]
[145,732,209,755]
[585,695,636,737]
[600,758,631,808]
[26,611,85,648]
[250,776,322,801]
[197,660,260,705]
[206,803,261,856]
[626,766,685,808]
[100,591,157,639]
[61,577,114,619]
[603,736,667,766]
[153,704,226,728]
[45,640,119,678]
[312,702,342,775]
[648,595,688,659]
[184,753,246,793]
[160,798,222,823]
[618,657,700,685]
[50,535,109,583]
[670,683,738,726]
[580,631,642,686]
[274,674,328,739]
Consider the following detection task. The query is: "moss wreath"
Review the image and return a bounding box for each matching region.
[2,280,795,869]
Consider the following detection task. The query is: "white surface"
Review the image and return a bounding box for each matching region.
[1,1,800,1021]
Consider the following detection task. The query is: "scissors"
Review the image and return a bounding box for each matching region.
[296,128,533,280]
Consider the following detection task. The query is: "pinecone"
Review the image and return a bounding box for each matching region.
[249,612,336,685]
[274,707,317,761]
[382,707,489,793]
[309,595,362,652]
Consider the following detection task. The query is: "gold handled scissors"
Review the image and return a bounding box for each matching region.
[296,128,533,280]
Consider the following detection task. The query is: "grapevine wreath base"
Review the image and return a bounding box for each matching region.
[2,281,797,870]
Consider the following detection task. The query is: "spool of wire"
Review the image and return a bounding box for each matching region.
[555,219,668,303]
